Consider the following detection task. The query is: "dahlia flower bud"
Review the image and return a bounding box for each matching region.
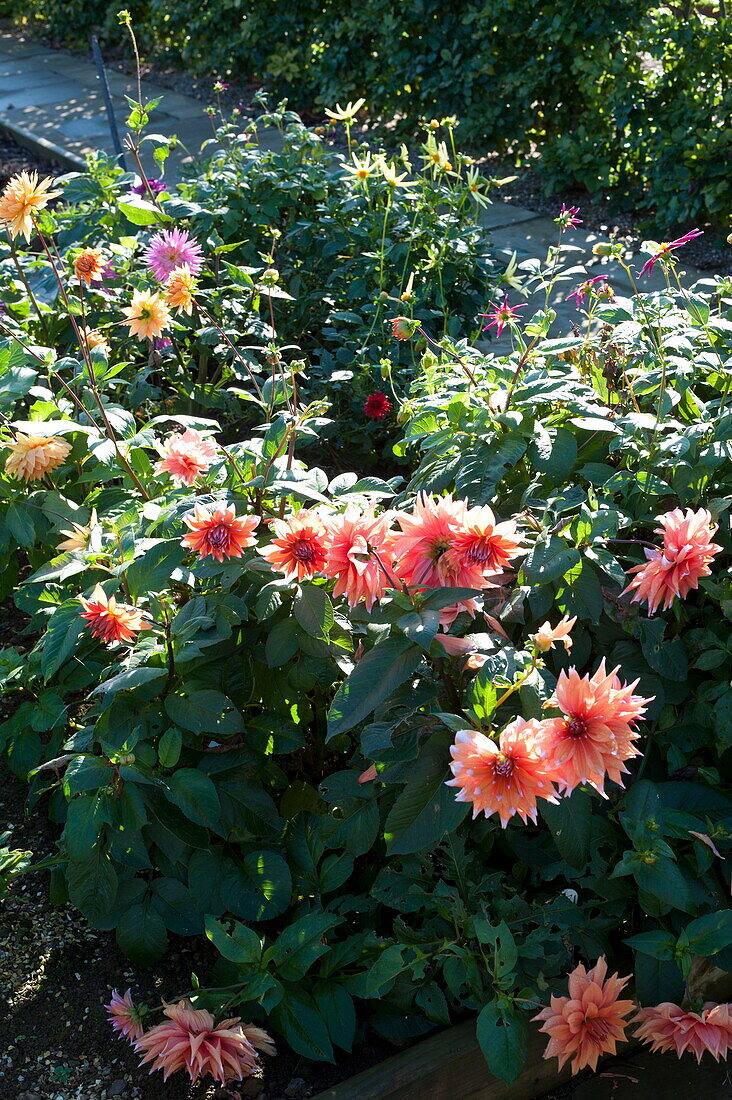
[391,316,419,341]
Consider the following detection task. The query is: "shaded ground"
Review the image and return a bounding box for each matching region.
[0,126,60,187]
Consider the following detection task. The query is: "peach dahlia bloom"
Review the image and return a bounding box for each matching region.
[4,432,72,481]
[540,661,651,796]
[259,510,329,581]
[446,718,559,828]
[106,988,145,1042]
[623,507,722,614]
[633,1002,732,1062]
[0,171,60,239]
[135,999,274,1084]
[322,505,396,610]
[156,427,218,486]
[79,584,151,645]
[122,289,170,340]
[442,504,522,577]
[534,956,634,1074]
[73,247,105,285]
[164,263,197,314]
[391,492,472,589]
[81,326,110,354]
[531,614,577,654]
[181,503,259,562]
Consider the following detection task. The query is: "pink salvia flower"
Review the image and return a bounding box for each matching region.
[623,507,722,614]
[446,718,560,827]
[539,661,651,796]
[533,957,635,1074]
[633,1002,732,1063]
[638,228,703,278]
[144,228,204,282]
[479,294,527,337]
[135,999,275,1084]
[156,427,218,486]
[106,989,145,1042]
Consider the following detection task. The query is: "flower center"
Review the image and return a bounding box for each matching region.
[493,753,514,777]
[464,537,495,566]
[566,716,587,739]
[207,525,230,549]
[429,537,451,561]
[291,537,317,564]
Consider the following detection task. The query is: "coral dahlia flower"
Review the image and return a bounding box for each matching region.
[623,507,722,614]
[391,493,471,589]
[79,584,151,645]
[446,718,559,827]
[633,1002,732,1062]
[181,503,259,562]
[531,614,577,653]
[364,391,392,420]
[122,290,170,341]
[0,171,60,240]
[4,432,71,481]
[540,661,651,796]
[259,510,329,581]
[81,327,110,354]
[135,999,274,1084]
[144,229,204,282]
[106,988,145,1042]
[443,503,522,578]
[164,263,197,314]
[156,428,218,486]
[73,248,105,285]
[322,506,396,610]
[533,956,634,1074]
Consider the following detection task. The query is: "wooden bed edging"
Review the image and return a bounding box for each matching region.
[311,1019,577,1100]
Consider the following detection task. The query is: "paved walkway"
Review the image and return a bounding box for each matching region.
[0,29,709,351]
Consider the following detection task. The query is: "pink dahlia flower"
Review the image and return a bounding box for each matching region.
[446,717,559,827]
[144,228,204,282]
[106,988,145,1042]
[633,1002,732,1062]
[135,999,275,1084]
[534,957,634,1074]
[638,228,703,278]
[259,510,329,581]
[391,493,472,589]
[79,585,151,645]
[479,294,526,337]
[443,503,522,578]
[156,427,218,486]
[540,661,651,796]
[321,506,396,610]
[181,503,259,561]
[623,507,722,614]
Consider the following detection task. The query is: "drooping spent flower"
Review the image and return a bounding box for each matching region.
[364,391,392,420]
[131,176,167,197]
[122,290,170,341]
[540,661,651,795]
[181,504,259,562]
[79,585,151,645]
[259,511,329,581]
[638,229,703,278]
[531,615,577,653]
[73,248,105,285]
[156,427,218,486]
[144,228,204,282]
[447,718,560,827]
[106,988,146,1042]
[566,275,609,308]
[4,432,72,482]
[0,171,60,239]
[622,507,722,614]
[533,956,635,1074]
[134,998,275,1084]
[633,1002,732,1062]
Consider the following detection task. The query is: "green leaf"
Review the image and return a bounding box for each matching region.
[116,897,168,965]
[635,620,688,682]
[343,944,405,999]
[66,846,118,923]
[6,503,35,546]
[557,561,603,623]
[151,878,203,935]
[164,690,243,736]
[384,731,469,855]
[265,911,342,981]
[398,609,441,652]
[539,788,592,870]
[265,619,300,667]
[65,794,106,860]
[226,850,292,921]
[523,537,580,585]
[158,727,182,768]
[684,911,732,957]
[634,952,685,1005]
[205,916,262,966]
[624,930,676,960]
[476,1001,528,1086]
[633,857,694,913]
[313,981,356,1051]
[294,584,334,641]
[327,635,421,740]
[40,601,86,682]
[119,196,168,225]
[166,769,221,828]
[270,987,334,1062]
[126,539,186,598]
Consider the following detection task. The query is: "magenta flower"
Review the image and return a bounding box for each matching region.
[132,177,167,197]
[555,203,582,229]
[638,228,703,278]
[479,295,527,337]
[144,229,204,282]
[566,275,609,308]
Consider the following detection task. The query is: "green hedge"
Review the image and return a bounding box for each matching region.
[14,1,732,227]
